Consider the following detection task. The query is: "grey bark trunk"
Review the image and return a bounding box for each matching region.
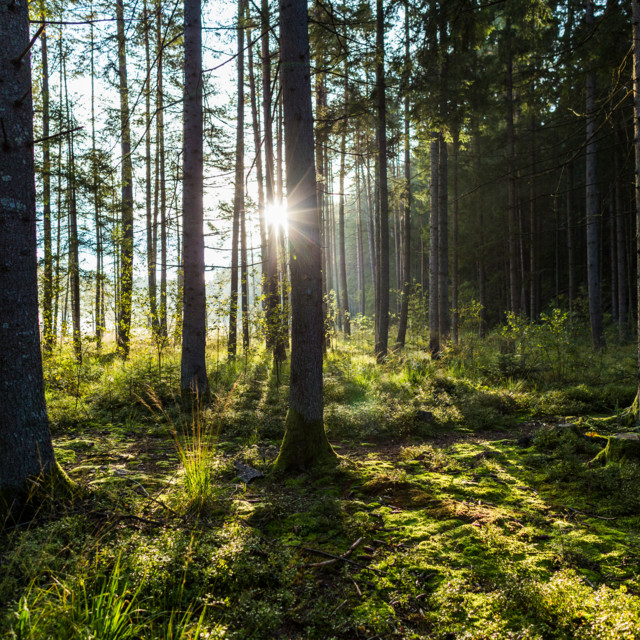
[0,1,57,501]
[338,67,350,336]
[275,0,334,471]
[181,0,209,395]
[438,133,449,342]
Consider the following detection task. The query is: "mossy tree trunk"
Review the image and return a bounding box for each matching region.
[275,0,335,472]
[0,0,57,508]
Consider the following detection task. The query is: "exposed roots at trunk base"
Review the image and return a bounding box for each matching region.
[1,462,78,527]
[591,432,640,466]
[273,408,338,473]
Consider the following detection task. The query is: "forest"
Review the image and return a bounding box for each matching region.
[2,0,640,637]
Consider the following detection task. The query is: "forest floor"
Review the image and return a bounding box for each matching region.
[2,324,640,639]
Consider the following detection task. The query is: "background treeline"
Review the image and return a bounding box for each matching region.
[31,0,634,360]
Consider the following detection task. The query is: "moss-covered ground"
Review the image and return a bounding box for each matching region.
[2,322,640,639]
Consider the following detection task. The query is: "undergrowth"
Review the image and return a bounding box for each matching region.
[3,319,640,639]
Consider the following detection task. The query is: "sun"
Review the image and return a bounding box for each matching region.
[265,203,288,229]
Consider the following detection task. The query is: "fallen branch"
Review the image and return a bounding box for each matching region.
[303,538,381,574]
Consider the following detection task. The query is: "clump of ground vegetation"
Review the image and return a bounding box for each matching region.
[2,316,640,639]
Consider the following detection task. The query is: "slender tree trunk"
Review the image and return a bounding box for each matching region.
[506,18,519,315]
[473,124,488,336]
[41,15,54,353]
[144,0,158,334]
[229,0,245,359]
[566,165,575,312]
[429,138,440,355]
[586,0,605,350]
[438,133,449,342]
[529,115,538,320]
[610,191,618,324]
[157,1,168,337]
[374,0,390,362]
[248,31,266,289]
[451,131,459,345]
[62,51,81,363]
[116,0,134,358]
[262,0,283,362]
[614,127,628,338]
[338,65,350,336]
[0,0,57,503]
[396,4,411,348]
[181,0,209,395]
[89,7,103,351]
[632,0,640,418]
[356,158,366,317]
[275,0,335,471]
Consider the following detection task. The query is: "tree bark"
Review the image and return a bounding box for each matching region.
[585,0,605,350]
[451,131,459,345]
[181,0,209,395]
[632,0,640,420]
[40,15,54,353]
[338,65,350,336]
[374,0,390,362]
[0,0,57,505]
[116,0,134,358]
[438,133,449,342]
[395,2,411,348]
[157,1,168,337]
[229,0,245,359]
[429,137,440,355]
[274,0,335,471]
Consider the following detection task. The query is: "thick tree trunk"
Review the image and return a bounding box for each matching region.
[429,138,440,355]
[181,0,209,395]
[0,1,57,504]
[585,0,605,350]
[274,0,335,471]
[116,0,134,358]
[374,0,390,362]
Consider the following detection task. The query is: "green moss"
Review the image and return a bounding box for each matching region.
[592,433,640,465]
[272,407,338,472]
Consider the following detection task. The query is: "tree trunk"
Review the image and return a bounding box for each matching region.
[229,0,245,359]
[248,30,266,289]
[116,0,134,358]
[90,7,104,350]
[614,125,628,339]
[338,66,350,336]
[586,0,605,350]
[566,165,575,312]
[506,18,519,315]
[274,0,335,471]
[181,0,209,395]
[438,133,449,342]
[62,50,81,364]
[0,1,57,505]
[632,0,640,420]
[395,3,411,348]
[374,0,390,362]
[356,157,366,317]
[429,137,440,355]
[144,0,158,335]
[40,15,54,353]
[157,1,168,337]
[451,131,459,345]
